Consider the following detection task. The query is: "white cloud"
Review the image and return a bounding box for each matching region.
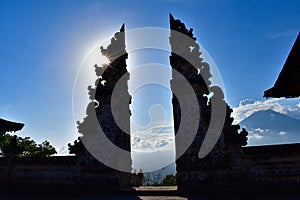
[232,98,285,124]
[279,131,287,136]
[248,128,269,135]
[232,98,300,124]
[132,136,175,153]
[131,123,175,153]
[249,133,264,140]
[254,128,265,133]
[297,102,300,109]
[287,107,298,112]
[132,123,174,138]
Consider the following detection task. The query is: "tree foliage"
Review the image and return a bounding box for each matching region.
[0,134,56,157]
[160,174,177,186]
[142,169,177,186]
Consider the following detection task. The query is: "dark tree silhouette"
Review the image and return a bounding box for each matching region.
[0,134,56,157]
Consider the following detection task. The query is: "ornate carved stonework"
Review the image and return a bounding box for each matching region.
[70,24,132,190]
[169,14,248,191]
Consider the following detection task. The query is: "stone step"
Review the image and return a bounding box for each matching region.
[139,196,188,200]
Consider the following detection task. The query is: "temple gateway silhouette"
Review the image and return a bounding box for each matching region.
[0,15,300,195]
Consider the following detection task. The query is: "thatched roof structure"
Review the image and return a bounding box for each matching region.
[264,33,300,98]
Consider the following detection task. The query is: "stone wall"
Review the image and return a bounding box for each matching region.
[0,155,136,193]
[0,144,300,193]
[176,143,300,193]
[241,143,300,191]
[0,156,76,192]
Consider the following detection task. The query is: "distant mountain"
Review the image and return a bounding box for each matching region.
[239,110,300,146]
[287,108,300,121]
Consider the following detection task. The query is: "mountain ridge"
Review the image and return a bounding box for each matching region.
[239,109,300,146]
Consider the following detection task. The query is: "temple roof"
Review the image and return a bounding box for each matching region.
[0,118,24,134]
[264,33,300,98]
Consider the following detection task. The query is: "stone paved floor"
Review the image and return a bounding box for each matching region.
[1,194,300,200]
[1,186,300,200]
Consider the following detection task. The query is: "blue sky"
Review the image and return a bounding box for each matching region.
[1,0,300,171]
